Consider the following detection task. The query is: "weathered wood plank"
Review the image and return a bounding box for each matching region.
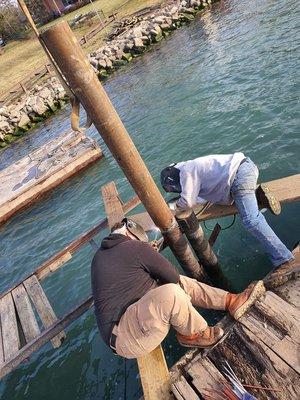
[208,324,299,399]
[12,284,41,343]
[254,290,300,341]
[137,346,172,400]
[239,297,300,374]
[172,375,200,400]
[196,174,300,221]
[186,356,225,395]
[0,296,93,380]
[0,293,20,361]
[36,251,72,280]
[101,182,124,228]
[23,276,65,348]
[274,278,300,309]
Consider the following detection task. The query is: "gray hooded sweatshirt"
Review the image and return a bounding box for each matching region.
[176,152,245,209]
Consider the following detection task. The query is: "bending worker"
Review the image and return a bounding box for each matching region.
[91,218,265,358]
[160,153,298,286]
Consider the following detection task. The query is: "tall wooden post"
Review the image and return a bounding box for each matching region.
[40,21,206,282]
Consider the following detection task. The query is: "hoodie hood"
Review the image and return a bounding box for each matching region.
[100,233,130,250]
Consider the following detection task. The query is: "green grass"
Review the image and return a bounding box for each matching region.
[0,0,163,95]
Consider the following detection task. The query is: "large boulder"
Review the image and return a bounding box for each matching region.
[0,119,13,134]
[28,96,48,116]
[18,113,30,129]
[39,88,52,100]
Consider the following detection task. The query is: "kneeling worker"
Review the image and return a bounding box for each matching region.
[91,218,265,358]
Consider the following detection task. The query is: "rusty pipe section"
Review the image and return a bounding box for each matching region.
[176,210,229,289]
[41,22,204,279]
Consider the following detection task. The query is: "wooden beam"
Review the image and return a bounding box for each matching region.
[196,174,300,222]
[23,276,65,348]
[101,182,125,227]
[101,182,172,400]
[137,346,173,400]
[0,296,93,380]
[0,293,20,361]
[12,284,41,343]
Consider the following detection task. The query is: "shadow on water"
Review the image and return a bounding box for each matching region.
[1,0,300,398]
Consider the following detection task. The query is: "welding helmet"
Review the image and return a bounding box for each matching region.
[160,164,181,193]
[122,218,148,242]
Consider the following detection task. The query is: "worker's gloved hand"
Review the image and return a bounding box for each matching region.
[168,201,178,211]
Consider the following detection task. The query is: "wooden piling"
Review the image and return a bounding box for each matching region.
[40,21,205,281]
[176,209,229,289]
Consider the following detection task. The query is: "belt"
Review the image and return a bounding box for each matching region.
[109,332,117,355]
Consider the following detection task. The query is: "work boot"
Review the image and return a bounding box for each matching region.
[177,326,224,349]
[226,281,266,320]
[264,256,300,289]
[256,184,281,215]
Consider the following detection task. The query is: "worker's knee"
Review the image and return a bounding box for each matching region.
[160,283,187,302]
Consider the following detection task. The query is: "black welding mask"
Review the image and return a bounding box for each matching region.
[122,218,148,242]
[160,164,181,193]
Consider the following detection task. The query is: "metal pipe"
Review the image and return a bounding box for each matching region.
[176,210,229,289]
[40,21,206,280]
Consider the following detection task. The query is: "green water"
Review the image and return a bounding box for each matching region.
[0,0,299,398]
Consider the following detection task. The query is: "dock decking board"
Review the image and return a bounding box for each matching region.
[0,293,20,361]
[23,276,65,348]
[171,278,300,399]
[12,284,41,343]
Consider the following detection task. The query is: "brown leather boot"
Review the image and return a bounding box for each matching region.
[264,257,300,289]
[226,281,265,320]
[177,326,224,349]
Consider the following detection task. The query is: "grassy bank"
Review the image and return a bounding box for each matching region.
[0,0,163,94]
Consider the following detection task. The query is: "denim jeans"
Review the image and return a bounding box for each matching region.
[230,158,294,267]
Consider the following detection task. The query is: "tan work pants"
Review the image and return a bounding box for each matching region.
[113,275,228,358]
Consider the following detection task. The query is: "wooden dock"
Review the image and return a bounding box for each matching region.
[170,263,300,399]
[0,131,103,225]
[0,174,299,399]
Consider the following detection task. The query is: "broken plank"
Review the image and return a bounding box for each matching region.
[172,375,200,400]
[101,182,124,228]
[0,293,20,361]
[239,304,300,374]
[254,290,300,341]
[12,284,40,343]
[23,275,65,348]
[186,356,225,395]
[208,324,299,399]
[137,346,172,400]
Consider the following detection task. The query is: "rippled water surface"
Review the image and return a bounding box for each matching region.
[0,0,299,398]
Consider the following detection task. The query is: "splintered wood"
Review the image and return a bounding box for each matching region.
[171,274,300,400]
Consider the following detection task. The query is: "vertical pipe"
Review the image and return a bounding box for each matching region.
[40,21,206,281]
[176,210,229,289]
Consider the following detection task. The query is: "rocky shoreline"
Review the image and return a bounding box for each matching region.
[0,0,215,149]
